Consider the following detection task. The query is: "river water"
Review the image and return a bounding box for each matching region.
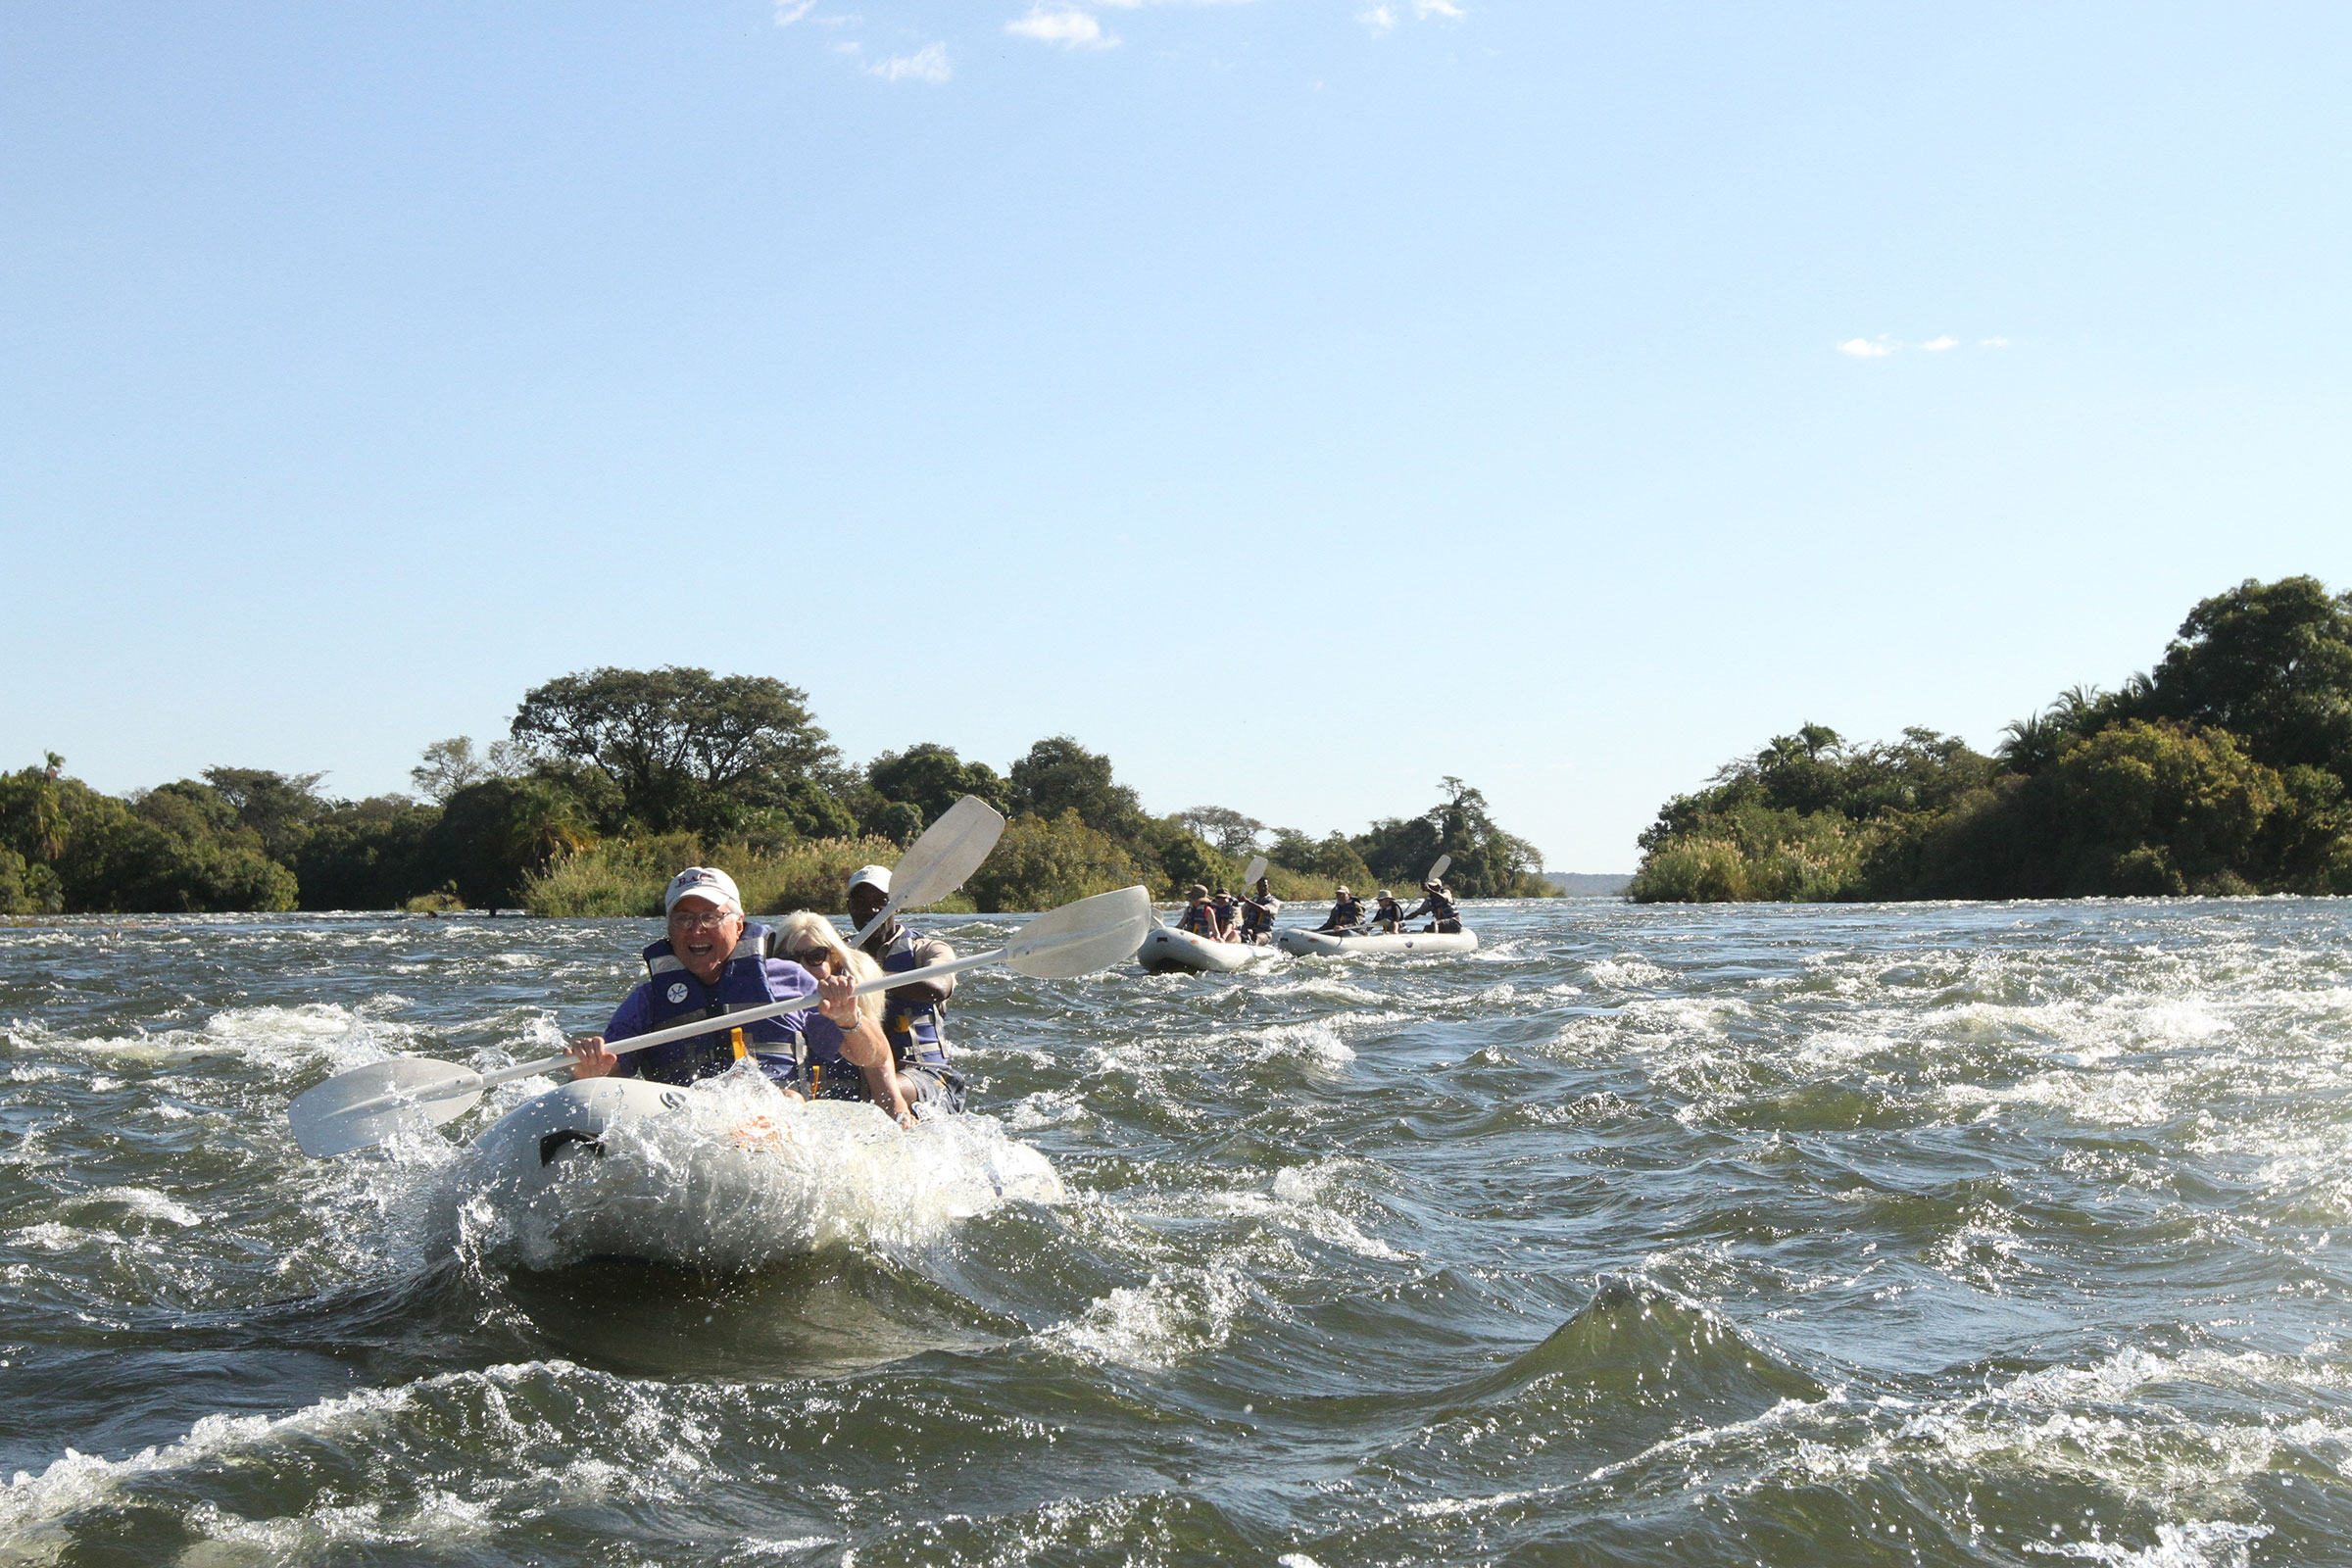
[4,897,2351,1566]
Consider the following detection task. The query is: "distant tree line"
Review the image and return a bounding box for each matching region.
[1,666,1550,915]
[1631,576,2352,903]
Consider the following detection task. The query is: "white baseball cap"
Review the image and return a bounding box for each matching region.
[663,865,742,915]
[847,863,891,896]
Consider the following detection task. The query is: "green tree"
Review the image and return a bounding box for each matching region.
[2144,576,2352,777]
[421,776,596,907]
[410,736,525,804]
[1175,806,1266,858]
[1267,827,1374,890]
[965,810,1143,913]
[2046,720,2281,894]
[200,767,329,863]
[865,743,1008,828]
[1004,736,1148,840]
[294,796,445,909]
[1354,777,1545,897]
[510,666,840,837]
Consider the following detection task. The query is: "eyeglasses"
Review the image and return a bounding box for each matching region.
[668,909,735,931]
[787,949,834,968]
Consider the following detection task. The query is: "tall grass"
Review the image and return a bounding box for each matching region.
[521,834,977,918]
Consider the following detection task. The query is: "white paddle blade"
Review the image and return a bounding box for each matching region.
[1243,856,1268,886]
[290,1056,484,1157]
[894,795,1006,908]
[1003,885,1154,978]
[1427,854,1451,886]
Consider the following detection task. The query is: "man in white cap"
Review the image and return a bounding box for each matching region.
[846,863,965,1112]
[1402,878,1461,934]
[565,865,913,1126]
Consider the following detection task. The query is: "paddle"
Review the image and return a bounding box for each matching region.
[1230,855,1271,941]
[1412,854,1454,931]
[290,885,1152,1157]
[850,794,1005,951]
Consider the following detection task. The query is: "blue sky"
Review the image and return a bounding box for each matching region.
[4,2,2346,871]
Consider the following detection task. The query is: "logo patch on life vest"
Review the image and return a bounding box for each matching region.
[666,982,689,1004]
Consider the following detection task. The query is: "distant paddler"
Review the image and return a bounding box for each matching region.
[1210,887,1241,935]
[1235,874,1280,945]
[1366,891,1405,933]
[1314,885,1364,933]
[1175,884,1236,942]
[1403,878,1461,934]
[564,866,915,1128]
[845,862,967,1114]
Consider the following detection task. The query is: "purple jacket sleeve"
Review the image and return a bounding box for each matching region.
[604,982,655,1043]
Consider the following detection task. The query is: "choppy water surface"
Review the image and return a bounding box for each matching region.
[6,898,2352,1566]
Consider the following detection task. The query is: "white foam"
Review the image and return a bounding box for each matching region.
[2022,1519,2271,1567]
[457,1072,1067,1271]
[1043,1264,1250,1368]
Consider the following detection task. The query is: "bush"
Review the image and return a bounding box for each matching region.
[965,811,1143,913]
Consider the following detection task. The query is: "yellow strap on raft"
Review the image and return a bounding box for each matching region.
[730,1026,746,1061]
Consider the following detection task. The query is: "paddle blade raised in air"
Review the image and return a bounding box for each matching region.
[1003,885,1154,978]
[894,795,1006,909]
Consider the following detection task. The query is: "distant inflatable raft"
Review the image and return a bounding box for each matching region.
[1272,928,1480,958]
[1137,925,1280,974]
[459,1076,1066,1270]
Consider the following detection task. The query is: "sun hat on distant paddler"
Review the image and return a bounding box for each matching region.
[848,863,891,895]
[663,865,742,914]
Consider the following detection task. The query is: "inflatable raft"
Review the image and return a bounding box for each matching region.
[457,1074,1065,1271]
[1272,928,1480,958]
[1137,925,1279,974]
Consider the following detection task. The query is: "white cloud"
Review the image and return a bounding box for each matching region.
[1006,8,1115,47]
[773,0,817,22]
[1920,335,1958,352]
[1359,0,1462,33]
[1838,336,1897,358]
[1980,336,2012,348]
[868,41,953,82]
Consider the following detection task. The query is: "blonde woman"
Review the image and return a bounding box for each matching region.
[770,911,910,1113]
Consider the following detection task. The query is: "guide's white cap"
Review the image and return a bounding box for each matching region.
[663,865,742,915]
[847,863,892,896]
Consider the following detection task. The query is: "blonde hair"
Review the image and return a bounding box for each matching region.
[773,910,886,1022]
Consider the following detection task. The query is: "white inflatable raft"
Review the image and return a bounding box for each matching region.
[457,1075,1065,1271]
[1137,925,1279,974]
[1272,928,1480,958]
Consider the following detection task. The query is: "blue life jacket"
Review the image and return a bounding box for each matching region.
[1175,902,1215,935]
[623,921,811,1086]
[875,925,950,1068]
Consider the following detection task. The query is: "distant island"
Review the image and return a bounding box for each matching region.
[1631,576,2352,903]
[1543,873,1633,897]
[0,670,1556,916]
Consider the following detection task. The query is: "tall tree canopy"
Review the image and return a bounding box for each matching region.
[1356,777,1545,897]
[1005,736,1148,840]
[510,666,837,836]
[866,743,1008,828]
[2144,576,2352,776]
[1176,806,1266,858]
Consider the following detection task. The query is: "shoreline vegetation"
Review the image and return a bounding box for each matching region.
[1,668,1554,917]
[1631,576,2352,904]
